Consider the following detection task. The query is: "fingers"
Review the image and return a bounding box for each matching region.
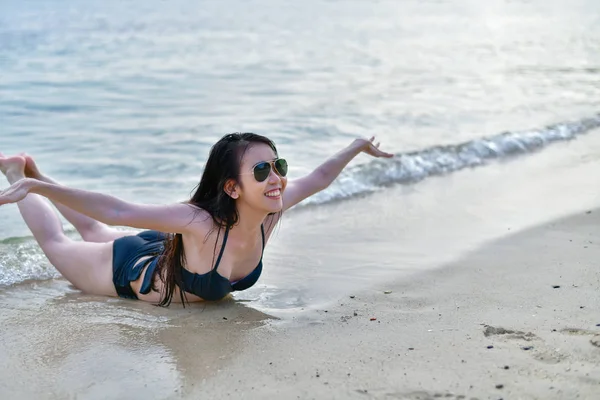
[367,140,393,156]
[369,146,394,158]
[376,150,394,158]
[362,136,394,158]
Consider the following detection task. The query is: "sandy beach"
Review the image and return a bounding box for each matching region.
[2,132,600,400]
[1,198,599,399]
[1,208,599,400]
[3,0,600,398]
[195,208,600,400]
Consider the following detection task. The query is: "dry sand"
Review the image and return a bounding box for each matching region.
[193,208,600,400]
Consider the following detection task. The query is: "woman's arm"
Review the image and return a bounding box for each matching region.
[0,178,207,234]
[282,137,393,211]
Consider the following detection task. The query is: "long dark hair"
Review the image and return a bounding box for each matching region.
[155,132,279,307]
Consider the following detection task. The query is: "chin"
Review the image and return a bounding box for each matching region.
[263,200,283,214]
[267,203,283,213]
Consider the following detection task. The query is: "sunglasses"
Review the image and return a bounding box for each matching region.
[247,158,288,182]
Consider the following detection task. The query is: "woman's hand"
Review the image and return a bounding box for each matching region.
[0,178,34,206]
[352,136,394,158]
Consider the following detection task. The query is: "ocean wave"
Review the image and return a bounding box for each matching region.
[0,241,59,287]
[1,115,599,287]
[301,114,600,206]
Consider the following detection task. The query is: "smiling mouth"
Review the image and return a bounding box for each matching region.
[265,189,281,198]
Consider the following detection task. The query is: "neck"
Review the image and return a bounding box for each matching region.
[231,202,268,236]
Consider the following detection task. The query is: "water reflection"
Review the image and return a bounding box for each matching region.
[0,281,273,398]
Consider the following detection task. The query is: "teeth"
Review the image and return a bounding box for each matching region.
[265,190,280,197]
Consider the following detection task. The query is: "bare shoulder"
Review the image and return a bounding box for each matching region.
[184,204,214,236]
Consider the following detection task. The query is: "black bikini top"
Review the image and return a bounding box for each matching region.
[179,225,265,301]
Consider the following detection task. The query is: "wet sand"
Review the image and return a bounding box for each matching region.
[1,208,598,399]
[2,133,600,399]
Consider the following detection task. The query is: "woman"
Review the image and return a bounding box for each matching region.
[0,133,393,306]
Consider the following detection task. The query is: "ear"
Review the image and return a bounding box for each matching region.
[223,179,239,199]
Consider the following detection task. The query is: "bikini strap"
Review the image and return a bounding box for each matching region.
[214,225,263,271]
[213,225,230,272]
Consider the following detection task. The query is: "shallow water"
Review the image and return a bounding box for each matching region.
[1,0,600,311]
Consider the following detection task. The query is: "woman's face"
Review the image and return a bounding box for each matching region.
[235,143,287,214]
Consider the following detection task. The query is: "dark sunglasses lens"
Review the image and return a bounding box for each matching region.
[274,159,288,177]
[253,162,271,182]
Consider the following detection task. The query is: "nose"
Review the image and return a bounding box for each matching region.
[267,167,281,184]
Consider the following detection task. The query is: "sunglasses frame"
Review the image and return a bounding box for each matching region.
[242,158,288,182]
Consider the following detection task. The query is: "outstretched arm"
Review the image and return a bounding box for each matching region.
[0,178,206,234]
[282,137,393,211]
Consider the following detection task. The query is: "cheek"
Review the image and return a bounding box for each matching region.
[244,181,267,199]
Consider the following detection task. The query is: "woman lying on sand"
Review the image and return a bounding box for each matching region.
[0,133,392,306]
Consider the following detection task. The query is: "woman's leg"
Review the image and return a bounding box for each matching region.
[0,154,117,296]
[22,154,137,242]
